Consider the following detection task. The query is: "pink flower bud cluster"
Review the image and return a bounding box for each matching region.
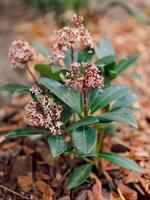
[8,40,35,68]
[49,14,93,64]
[24,87,63,135]
[65,62,103,91]
[55,14,93,51]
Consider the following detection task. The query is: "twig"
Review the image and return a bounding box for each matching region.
[117,188,126,200]
[0,184,30,199]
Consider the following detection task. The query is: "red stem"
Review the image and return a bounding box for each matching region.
[83,80,87,117]
[26,65,40,88]
[70,45,74,63]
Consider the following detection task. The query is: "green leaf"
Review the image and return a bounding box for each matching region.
[5,128,49,138]
[35,64,66,80]
[99,37,115,59]
[98,153,141,172]
[31,41,51,57]
[48,135,67,157]
[66,116,99,131]
[78,49,93,62]
[87,87,100,111]
[67,164,92,190]
[121,3,150,24]
[112,93,138,109]
[116,54,139,74]
[72,126,97,154]
[91,84,129,114]
[0,84,29,94]
[39,78,82,115]
[96,55,116,66]
[97,107,138,128]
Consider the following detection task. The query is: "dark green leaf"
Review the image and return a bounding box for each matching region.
[91,84,129,114]
[78,49,93,62]
[48,135,67,157]
[66,116,99,131]
[31,41,50,57]
[0,84,29,94]
[72,126,97,154]
[99,37,115,59]
[112,93,138,109]
[96,55,116,66]
[39,78,82,115]
[97,107,138,128]
[116,54,139,74]
[87,87,100,111]
[35,64,63,80]
[67,164,92,190]
[5,128,49,138]
[121,3,150,24]
[98,153,141,172]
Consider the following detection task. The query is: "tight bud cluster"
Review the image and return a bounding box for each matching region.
[8,40,35,68]
[65,62,103,91]
[49,14,93,64]
[24,87,63,135]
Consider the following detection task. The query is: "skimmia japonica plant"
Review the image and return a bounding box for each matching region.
[1,14,141,189]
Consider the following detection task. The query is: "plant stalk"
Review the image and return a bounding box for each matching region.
[70,45,74,63]
[26,64,40,88]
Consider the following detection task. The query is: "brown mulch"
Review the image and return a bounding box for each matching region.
[0,11,150,200]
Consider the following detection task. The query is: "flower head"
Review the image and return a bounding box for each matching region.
[65,62,103,91]
[8,40,35,68]
[71,14,84,27]
[50,14,93,61]
[25,87,63,135]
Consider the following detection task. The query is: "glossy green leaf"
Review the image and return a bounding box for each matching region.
[99,37,115,59]
[0,84,29,94]
[5,128,49,138]
[116,54,139,74]
[67,164,92,190]
[112,93,138,109]
[91,84,129,114]
[87,87,100,111]
[96,55,116,66]
[121,3,150,24]
[35,64,66,80]
[66,116,99,131]
[72,126,97,154]
[78,49,93,62]
[39,78,82,115]
[48,135,67,157]
[98,153,141,172]
[97,107,138,128]
[31,41,51,57]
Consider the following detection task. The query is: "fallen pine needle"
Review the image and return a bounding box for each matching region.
[117,188,126,200]
[0,184,30,199]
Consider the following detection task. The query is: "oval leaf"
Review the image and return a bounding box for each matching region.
[48,135,66,157]
[98,153,141,172]
[67,164,92,190]
[97,107,138,128]
[0,84,29,94]
[66,116,99,131]
[99,37,115,59]
[39,78,82,115]
[116,54,139,74]
[5,128,49,138]
[91,84,129,114]
[72,126,97,154]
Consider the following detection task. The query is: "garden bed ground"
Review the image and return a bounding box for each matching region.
[0,2,150,199]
